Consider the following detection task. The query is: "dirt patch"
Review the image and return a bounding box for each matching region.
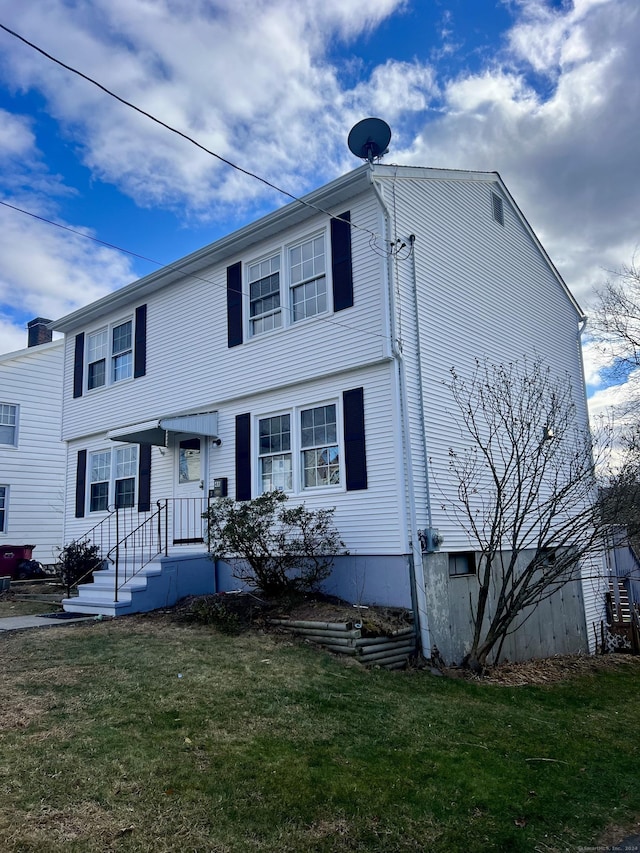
[174,591,414,636]
[441,652,640,686]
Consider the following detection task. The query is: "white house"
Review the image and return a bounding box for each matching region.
[0,319,65,568]
[51,163,606,663]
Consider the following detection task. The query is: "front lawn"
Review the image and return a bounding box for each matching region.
[0,614,638,852]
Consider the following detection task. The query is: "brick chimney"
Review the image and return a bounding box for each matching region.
[27,317,53,347]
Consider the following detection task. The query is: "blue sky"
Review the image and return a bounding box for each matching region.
[0,0,638,414]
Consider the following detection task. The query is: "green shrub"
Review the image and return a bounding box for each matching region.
[57,539,102,597]
[205,490,346,597]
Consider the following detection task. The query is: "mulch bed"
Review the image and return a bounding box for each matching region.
[171,591,640,685]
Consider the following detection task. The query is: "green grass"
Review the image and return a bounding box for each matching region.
[0,598,60,617]
[0,615,638,852]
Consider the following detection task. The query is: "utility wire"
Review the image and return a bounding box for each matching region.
[0,197,391,342]
[0,21,398,253]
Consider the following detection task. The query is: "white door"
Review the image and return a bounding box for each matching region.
[173,434,206,544]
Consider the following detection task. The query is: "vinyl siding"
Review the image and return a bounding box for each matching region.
[375,173,589,550]
[62,364,407,556]
[0,341,65,561]
[60,191,388,443]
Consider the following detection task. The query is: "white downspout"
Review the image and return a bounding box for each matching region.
[370,174,432,656]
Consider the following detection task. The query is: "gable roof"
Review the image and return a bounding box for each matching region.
[51,162,584,332]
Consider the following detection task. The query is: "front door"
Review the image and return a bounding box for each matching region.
[173,434,206,544]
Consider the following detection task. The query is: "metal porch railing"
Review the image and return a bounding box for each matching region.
[66,497,210,600]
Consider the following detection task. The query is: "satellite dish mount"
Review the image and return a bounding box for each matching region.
[348,118,392,163]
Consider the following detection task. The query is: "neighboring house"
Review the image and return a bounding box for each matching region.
[0,319,65,566]
[606,526,640,614]
[52,163,606,662]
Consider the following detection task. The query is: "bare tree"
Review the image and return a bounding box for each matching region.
[592,260,640,376]
[442,357,608,671]
[591,258,640,545]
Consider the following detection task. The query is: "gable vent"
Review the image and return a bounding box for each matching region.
[491,192,504,226]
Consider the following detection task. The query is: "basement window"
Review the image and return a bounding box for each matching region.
[449,552,477,577]
[491,192,504,226]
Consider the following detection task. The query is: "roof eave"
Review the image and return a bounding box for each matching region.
[51,164,373,333]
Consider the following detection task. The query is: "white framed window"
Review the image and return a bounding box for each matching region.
[246,228,329,337]
[249,254,281,336]
[0,404,18,446]
[89,446,138,512]
[289,233,326,322]
[300,403,339,488]
[86,319,133,390]
[0,485,7,533]
[258,414,292,492]
[256,399,341,494]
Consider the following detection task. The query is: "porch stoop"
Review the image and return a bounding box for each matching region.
[62,552,215,617]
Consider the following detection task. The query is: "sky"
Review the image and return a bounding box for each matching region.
[0,0,638,416]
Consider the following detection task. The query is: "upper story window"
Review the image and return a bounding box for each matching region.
[0,404,18,446]
[249,254,281,335]
[73,305,146,400]
[491,192,504,226]
[290,234,326,322]
[87,320,133,391]
[227,211,352,349]
[248,230,328,338]
[89,445,138,512]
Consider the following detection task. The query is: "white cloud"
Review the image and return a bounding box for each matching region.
[403,0,640,306]
[0,202,135,320]
[0,0,637,371]
[0,0,411,214]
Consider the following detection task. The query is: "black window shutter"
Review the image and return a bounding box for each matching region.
[73,333,85,398]
[331,211,353,312]
[227,262,243,347]
[343,387,368,491]
[138,444,152,512]
[134,304,147,378]
[75,449,87,517]
[235,413,251,500]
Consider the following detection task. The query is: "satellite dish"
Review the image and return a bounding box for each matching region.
[348,118,391,163]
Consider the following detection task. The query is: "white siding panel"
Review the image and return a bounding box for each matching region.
[61,192,389,443]
[0,342,65,561]
[61,363,407,557]
[377,174,589,551]
[207,363,407,555]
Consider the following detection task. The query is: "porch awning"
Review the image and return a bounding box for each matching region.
[107,412,218,446]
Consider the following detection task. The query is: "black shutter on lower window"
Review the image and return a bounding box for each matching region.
[235,413,251,500]
[73,333,84,398]
[134,304,147,378]
[75,449,87,518]
[227,262,243,347]
[343,387,368,491]
[138,444,152,512]
[331,211,353,312]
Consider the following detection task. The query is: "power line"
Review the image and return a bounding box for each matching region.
[0,21,395,252]
[0,197,391,343]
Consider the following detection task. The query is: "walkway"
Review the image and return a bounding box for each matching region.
[0,613,99,631]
